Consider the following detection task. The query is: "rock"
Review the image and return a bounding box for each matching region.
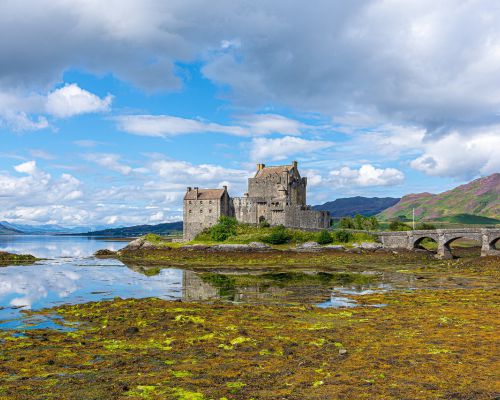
[94,249,116,257]
[295,241,321,251]
[346,247,362,253]
[248,242,272,250]
[125,237,145,250]
[179,244,211,251]
[323,245,345,251]
[357,242,383,250]
[211,242,272,252]
[338,348,347,355]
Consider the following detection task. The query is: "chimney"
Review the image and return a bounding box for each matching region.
[223,185,227,191]
[194,187,199,196]
[257,163,265,171]
[292,160,298,168]
[187,186,192,192]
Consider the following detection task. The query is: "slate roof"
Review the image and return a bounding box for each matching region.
[184,188,225,201]
[255,164,294,178]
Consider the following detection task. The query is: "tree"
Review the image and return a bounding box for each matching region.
[332,229,354,243]
[339,217,355,229]
[262,225,291,244]
[389,220,411,231]
[316,229,333,244]
[210,216,238,241]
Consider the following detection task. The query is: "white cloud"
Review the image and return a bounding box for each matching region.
[29,149,56,160]
[250,136,334,161]
[83,153,134,175]
[1,161,83,207]
[114,113,305,138]
[329,164,405,187]
[45,84,112,118]
[410,130,500,179]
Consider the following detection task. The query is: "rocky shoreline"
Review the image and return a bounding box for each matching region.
[0,251,38,266]
[95,236,387,257]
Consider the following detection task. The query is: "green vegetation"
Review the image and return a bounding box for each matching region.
[331,229,354,243]
[435,213,500,225]
[389,220,412,231]
[209,216,238,242]
[416,222,436,230]
[339,214,379,230]
[0,251,38,266]
[316,229,333,244]
[262,225,292,244]
[192,219,374,247]
[1,253,498,400]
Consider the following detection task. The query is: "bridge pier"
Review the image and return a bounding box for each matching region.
[436,239,453,260]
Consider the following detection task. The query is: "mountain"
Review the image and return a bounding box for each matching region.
[77,222,183,237]
[378,173,500,221]
[313,196,400,217]
[0,223,23,235]
[0,221,95,234]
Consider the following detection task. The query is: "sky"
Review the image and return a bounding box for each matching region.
[0,0,499,228]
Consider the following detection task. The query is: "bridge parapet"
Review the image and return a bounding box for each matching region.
[376,228,500,258]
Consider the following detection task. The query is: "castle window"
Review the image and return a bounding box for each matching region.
[188,201,192,205]
[200,200,203,204]
[188,210,192,214]
[209,200,212,204]
[200,209,203,213]
[208,209,212,213]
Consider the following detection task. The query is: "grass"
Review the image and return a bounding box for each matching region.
[1,254,498,399]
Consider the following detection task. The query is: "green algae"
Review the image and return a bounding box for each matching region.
[0,253,498,399]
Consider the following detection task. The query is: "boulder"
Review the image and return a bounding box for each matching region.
[94,249,116,257]
[322,244,345,251]
[353,242,382,250]
[295,241,322,251]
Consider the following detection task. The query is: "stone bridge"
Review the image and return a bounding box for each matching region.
[377,228,500,259]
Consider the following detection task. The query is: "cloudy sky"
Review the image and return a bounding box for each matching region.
[1,0,499,227]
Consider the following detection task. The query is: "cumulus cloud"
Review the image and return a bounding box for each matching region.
[410,130,500,179]
[250,136,334,161]
[0,161,83,208]
[45,84,112,118]
[329,164,405,187]
[0,83,112,131]
[115,113,305,137]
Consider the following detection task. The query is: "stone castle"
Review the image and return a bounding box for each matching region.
[183,161,330,240]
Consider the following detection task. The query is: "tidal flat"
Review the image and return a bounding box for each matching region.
[0,246,499,400]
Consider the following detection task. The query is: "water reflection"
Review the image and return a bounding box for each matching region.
[0,235,127,259]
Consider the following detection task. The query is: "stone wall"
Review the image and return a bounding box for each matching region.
[283,206,330,230]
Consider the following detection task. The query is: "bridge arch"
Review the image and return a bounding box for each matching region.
[413,236,438,251]
[441,234,482,259]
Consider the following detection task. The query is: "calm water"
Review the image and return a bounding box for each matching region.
[1,235,488,331]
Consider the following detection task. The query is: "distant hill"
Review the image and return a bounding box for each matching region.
[378,173,500,222]
[313,196,400,217]
[434,214,500,224]
[0,221,95,234]
[77,222,183,237]
[0,223,23,235]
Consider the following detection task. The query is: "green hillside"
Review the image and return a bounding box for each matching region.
[378,173,500,223]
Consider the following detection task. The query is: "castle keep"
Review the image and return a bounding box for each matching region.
[183,161,330,240]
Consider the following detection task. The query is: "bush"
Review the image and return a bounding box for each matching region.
[262,225,292,245]
[316,229,333,244]
[339,215,379,230]
[417,222,436,230]
[209,216,238,242]
[389,220,411,231]
[259,219,270,228]
[339,217,355,229]
[332,229,354,243]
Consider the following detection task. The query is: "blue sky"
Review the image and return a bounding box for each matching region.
[0,1,499,227]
